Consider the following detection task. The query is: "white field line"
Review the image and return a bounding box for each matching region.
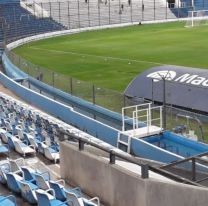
[30,46,163,65]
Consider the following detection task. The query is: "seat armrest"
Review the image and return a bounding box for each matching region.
[54,179,65,187]
[89,197,100,206]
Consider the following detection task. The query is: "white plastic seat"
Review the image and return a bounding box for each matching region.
[44,147,60,163]
[14,141,36,157]
[65,190,100,206]
[34,173,50,190]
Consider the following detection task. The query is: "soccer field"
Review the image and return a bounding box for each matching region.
[14,21,208,92]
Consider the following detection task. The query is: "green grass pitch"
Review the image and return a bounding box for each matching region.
[14,21,208,92]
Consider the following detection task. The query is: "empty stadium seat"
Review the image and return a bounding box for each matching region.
[49,179,81,202]
[36,189,73,206]
[0,195,17,206]
[65,191,100,206]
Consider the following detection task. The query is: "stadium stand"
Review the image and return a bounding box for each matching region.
[0,90,105,205]
[0,0,66,44]
[0,0,189,46]
[34,0,177,29]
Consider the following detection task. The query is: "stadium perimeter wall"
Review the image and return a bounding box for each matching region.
[6,20,182,50]
[60,142,208,206]
[0,64,120,146]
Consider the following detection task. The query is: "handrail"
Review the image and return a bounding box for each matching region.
[65,131,203,187]
[160,151,208,169]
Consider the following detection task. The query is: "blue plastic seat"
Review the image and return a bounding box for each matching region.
[6,172,23,193]
[0,162,10,184]
[7,135,20,150]
[0,144,9,156]
[0,195,17,206]
[49,180,81,202]
[19,180,38,204]
[34,173,50,190]
[1,131,13,144]
[21,166,50,183]
[21,166,37,183]
[36,189,73,206]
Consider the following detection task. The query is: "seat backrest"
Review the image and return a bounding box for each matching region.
[35,173,50,190]
[7,137,15,150]
[9,158,24,172]
[16,128,24,140]
[21,167,34,181]
[14,142,23,153]
[37,142,44,154]
[65,191,83,206]
[6,173,21,193]
[1,133,8,144]
[5,121,12,132]
[36,190,51,206]
[0,163,9,184]
[19,181,36,204]
[29,137,37,148]
[44,148,53,159]
[49,181,66,201]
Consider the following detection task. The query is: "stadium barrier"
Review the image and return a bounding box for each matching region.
[0,58,120,146]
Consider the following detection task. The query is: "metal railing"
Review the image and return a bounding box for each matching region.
[65,130,203,186]
[160,151,208,185]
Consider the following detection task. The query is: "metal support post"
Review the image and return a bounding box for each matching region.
[192,158,196,181]
[70,77,73,94]
[163,78,166,130]
[110,150,116,164]
[92,85,95,105]
[79,139,85,151]
[141,164,149,179]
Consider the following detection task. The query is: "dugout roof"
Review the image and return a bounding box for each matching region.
[125,65,208,113]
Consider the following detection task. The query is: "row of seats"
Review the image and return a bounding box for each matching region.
[0,158,100,206]
[0,96,60,162]
[0,92,110,206]
[0,2,66,43]
[0,91,122,156]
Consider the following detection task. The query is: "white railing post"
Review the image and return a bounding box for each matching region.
[136,105,138,129]
[150,103,151,126]
[147,108,149,134]
[122,108,125,131]
[133,111,136,130]
[160,107,163,129]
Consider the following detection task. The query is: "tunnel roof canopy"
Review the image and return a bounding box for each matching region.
[125,65,208,113]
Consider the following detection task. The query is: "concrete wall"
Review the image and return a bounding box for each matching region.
[60,142,208,206]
